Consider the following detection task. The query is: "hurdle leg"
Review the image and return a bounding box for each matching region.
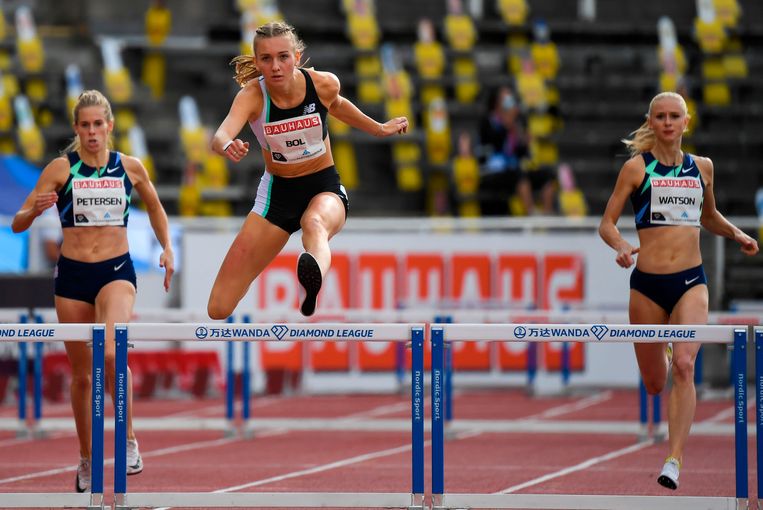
[755,327,763,510]
[113,325,129,510]
[17,340,28,438]
[89,326,105,510]
[431,326,445,510]
[410,327,425,510]
[638,379,649,443]
[733,328,748,510]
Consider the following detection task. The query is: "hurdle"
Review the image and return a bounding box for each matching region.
[0,322,105,510]
[754,326,763,509]
[430,323,749,510]
[112,321,427,509]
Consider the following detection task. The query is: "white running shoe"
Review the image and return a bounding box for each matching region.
[657,456,680,490]
[75,457,90,493]
[126,439,144,475]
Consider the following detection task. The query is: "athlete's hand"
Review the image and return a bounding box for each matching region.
[737,231,759,256]
[223,139,250,163]
[377,117,409,136]
[33,191,58,216]
[159,248,175,292]
[615,244,639,268]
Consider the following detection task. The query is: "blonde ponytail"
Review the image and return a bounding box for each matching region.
[231,54,260,87]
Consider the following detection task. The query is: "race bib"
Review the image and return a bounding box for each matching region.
[650,176,703,226]
[264,113,326,164]
[72,177,126,226]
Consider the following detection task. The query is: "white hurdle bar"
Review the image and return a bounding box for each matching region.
[430,323,749,510]
[0,323,106,510]
[112,322,427,510]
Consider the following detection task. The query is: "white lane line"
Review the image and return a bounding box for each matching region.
[525,391,614,420]
[701,396,753,424]
[0,436,240,486]
[496,440,655,494]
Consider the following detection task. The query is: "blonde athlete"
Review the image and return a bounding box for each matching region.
[599,91,758,489]
[12,90,174,492]
[208,21,407,319]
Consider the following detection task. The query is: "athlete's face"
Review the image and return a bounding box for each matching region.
[255,35,299,86]
[648,97,688,143]
[74,106,113,153]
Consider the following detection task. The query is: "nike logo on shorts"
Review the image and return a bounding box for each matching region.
[685,276,699,285]
[114,261,127,271]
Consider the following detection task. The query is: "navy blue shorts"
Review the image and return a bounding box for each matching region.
[251,166,349,234]
[54,253,137,304]
[630,265,707,315]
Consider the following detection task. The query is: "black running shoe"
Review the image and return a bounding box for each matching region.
[297,252,322,316]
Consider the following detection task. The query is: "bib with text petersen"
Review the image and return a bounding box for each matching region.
[264,112,326,164]
[72,176,126,226]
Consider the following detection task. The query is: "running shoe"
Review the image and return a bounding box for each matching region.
[297,252,322,317]
[126,438,144,475]
[657,456,680,490]
[75,457,90,493]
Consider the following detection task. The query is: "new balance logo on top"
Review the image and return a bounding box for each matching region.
[303,103,316,115]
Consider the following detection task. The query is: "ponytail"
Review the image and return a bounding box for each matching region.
[231,54,260,87]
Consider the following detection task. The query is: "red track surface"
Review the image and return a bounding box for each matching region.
[0,388,755,509]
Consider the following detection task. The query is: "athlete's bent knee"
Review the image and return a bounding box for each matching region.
[207,300,232,321]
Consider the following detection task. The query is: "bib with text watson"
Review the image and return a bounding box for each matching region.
[72,177,126,226]
[650,176,703,226]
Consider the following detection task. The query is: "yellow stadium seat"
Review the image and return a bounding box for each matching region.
[397,164,423,192]
[444,14,476,52]
[528,113,554,138]
[659,72,679,93]
[694,18,726,54]
[420,84,446,107]
[712,0,740,28]
[145,4,172,46]
[658,46,688,75]
[114,109,136,133]
[453,58,479,103]
[347,13,379,50]
[142,52,166,99]
[530,42,559,80]
[424,99,451,166]
[104,67,133,104]
[332,141,359,190]
[497,0,528,26]
[453,154,479,196]
[530,140,558,167]
[516,61,546,109]
[703,81,731,106]
[25,78,46,103]
[506,34,529,75]
[723,53,748,78]
[702,58,726,80]
[0,95,12,132]
[0,136,15,153]
[179,183,201,216]
[414,41,445,79]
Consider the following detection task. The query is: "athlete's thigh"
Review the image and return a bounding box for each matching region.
[56,296,95,372]
[670,284,709,325]
[668,284,707,360]
[302,192,346,238]
[212,212,290,294]
[630,289,669,380]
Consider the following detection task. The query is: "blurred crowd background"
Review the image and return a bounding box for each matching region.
[0,0,761,299]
